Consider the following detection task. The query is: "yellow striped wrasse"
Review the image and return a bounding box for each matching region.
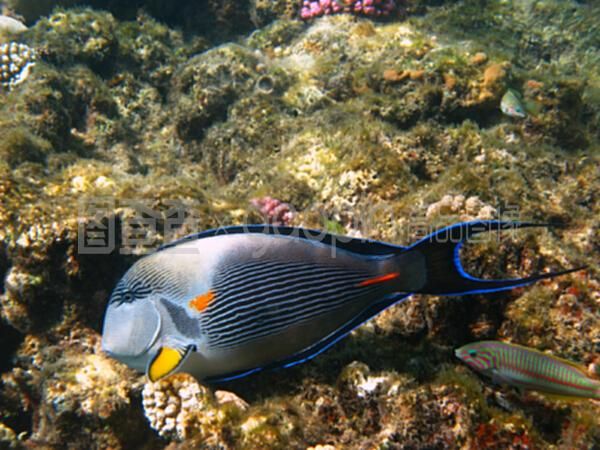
[101,220,583,383]
[456,341,600,400]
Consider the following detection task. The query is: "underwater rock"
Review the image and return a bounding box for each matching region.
[172,43,261,142]
[245,18,305,51]
[28,9,117,73]
[24,8,189,88]
[377,385,474,448]
[41,350,132,420]
[250,0,299,27]
[0,15,27,34]
[337,361,405,400]
[0,18,174,165]
[115,13,189,89]
[214,390,250,411]
[0,124,51,167]
[522,79,589,149]
[1,266,43,332]
[0,422,18,449]
[500,274,599,363]
[0,326,158,448]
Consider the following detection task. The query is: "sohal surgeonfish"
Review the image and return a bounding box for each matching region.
[456,341,600,400]
[102,221,583,383]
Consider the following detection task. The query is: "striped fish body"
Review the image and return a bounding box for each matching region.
[102,222,583,382]
[456,341,600,400]
[112,231,417,381]
[159,230,423,379]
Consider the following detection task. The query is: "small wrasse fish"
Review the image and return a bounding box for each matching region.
[456,341,600,400]
[501,89,527,118]
[101,221,582,383]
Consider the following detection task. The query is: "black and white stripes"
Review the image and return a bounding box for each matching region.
[202,258,380,350]
[109,258,184,306]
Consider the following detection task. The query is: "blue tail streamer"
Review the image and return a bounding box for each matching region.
[406,220,585,296]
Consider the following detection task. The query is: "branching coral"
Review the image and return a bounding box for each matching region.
[300,0,397,20]
[142,374,224,441]
[0,42,35,89]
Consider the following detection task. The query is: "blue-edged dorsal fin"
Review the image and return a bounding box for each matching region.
[158,224,405,255]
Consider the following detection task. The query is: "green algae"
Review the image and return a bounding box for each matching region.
[28,8,118,72]
[0,124,51,166]
[246,19,304,50]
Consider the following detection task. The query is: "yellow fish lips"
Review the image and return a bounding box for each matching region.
[147,345,195,382]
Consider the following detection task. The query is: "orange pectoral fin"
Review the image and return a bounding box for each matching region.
[357,272,401,287]
[189,290,215,312]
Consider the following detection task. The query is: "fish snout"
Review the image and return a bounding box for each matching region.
[454,346,468,361]
[101,300,162,359]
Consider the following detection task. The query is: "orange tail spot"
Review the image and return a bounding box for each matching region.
[189,291,215,312]
[357,272,401,287]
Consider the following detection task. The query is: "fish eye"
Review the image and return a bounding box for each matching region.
[468,349,478,357]
[122,291,134,302]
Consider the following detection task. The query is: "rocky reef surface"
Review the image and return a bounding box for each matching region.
[0,0,598,448]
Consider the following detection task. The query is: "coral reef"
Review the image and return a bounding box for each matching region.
[142,374,221,441]
[425,194,497,222]
[300,0,397,20]
[0,41,34,89]
[1,324,160,448]
[29,9,118,71]
[250,196,295,225]
[172,43,262,142]
[0,0,598,449]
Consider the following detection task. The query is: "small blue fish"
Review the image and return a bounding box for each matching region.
[101,221,582,383]
[501,89,527,118]
[456,341,600,400]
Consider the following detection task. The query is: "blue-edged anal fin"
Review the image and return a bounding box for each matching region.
[205,293,410,384]
[393,220,586,296]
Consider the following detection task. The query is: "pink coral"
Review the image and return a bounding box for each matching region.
[250,196,295,226]
[300,0,397,20]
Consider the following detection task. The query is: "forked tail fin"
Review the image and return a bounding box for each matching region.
[404,221,585,296]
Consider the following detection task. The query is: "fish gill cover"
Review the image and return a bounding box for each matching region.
[0,0,598,448]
